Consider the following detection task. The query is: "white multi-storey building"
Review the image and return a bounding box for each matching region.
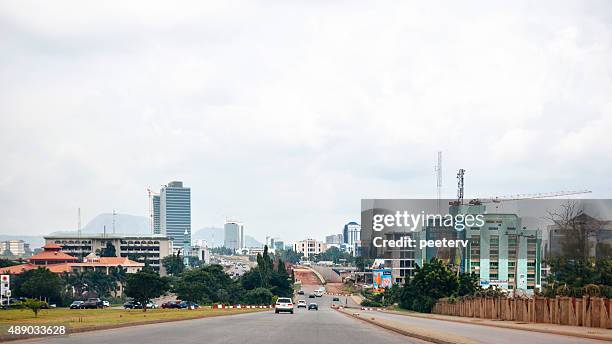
[293,239,327,259]
[224,221,244,251]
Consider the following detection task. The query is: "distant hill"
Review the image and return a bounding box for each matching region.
[193,227,263,248]
[192,227,224,247]
[83,213,150,234]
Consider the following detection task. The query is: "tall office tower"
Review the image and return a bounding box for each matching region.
[224,221,244,251]
[161,181,191,250]
[344,222,361,246]
[152,194,161,234]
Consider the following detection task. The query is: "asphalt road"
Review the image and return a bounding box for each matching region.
[358,309,609,344]
[14,284,427,344]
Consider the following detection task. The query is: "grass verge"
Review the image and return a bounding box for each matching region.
[0,307,267,341]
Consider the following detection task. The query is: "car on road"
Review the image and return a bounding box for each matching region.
[332,297,340,302]
[314,290,323,297]
[275,297,294,314]
[308,294,315,298]
[297,300,307,308]
[308,303,318,310]
[297,290,305,295]
[81,298,103,309]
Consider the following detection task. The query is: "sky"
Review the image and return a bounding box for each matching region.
[1,1,611,243]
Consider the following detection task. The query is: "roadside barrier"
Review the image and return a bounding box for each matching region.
[213,304,274,309]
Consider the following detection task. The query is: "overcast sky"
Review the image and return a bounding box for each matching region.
[1,1,611,242]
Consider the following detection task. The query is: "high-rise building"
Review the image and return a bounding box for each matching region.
[160,181,191,250]
[343,222,360,245]
[152,194,161,234]
[224,221,244,251]
[343,222,361,256]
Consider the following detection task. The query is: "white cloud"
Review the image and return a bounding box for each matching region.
[0,1,611,241]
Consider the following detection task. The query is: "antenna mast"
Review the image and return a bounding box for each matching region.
[457,169,465,205]
[435,151,442,211]
[112,209,117,234]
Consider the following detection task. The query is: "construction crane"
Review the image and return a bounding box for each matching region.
[449,168,592,205]
[468,190,592,205]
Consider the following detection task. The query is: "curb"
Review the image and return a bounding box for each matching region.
[379,310,612,342]
[335,308,460,344]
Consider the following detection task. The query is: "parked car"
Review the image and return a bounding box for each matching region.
[308,294,315,298]
[308,303,318,310]
[123,301,140,309]
[81,298,103,309]
[102,300,110,308]
[297,300,307,308]
[69,301,84,309]
[161,301,182,309]
[178,301,199,309]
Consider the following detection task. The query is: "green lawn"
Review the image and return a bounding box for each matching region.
[0,307,266,339]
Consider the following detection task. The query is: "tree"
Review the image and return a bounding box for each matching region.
[276,249,303,264]
[0,259,19,268]
[546,201,600,260]
[14,267,64,303]
[174,265,238,304]
[124,267,170,312]
[210,247,234,256]
[244,288,273,305]
[312,246,354,264]
[99,242,117,257]
[399,259,459,312]
[162,254,185,276]
[457,272,479,296]
[21,298,48,317]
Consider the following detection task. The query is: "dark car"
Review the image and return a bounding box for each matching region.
[297,290,305,295]
[308,303,318,310]
[332,297,340,302]
[178,301,199,309]
[161,301,182,309]
[123,301,140,309]
[81,298,103,309]
[69,301,84,309]
[308,294,315,298]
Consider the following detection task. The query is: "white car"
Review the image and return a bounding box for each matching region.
[314,290,323,297]
[275,298,294,314]
[297,300,307,308]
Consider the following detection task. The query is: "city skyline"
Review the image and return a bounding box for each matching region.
[1,2,611,242]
